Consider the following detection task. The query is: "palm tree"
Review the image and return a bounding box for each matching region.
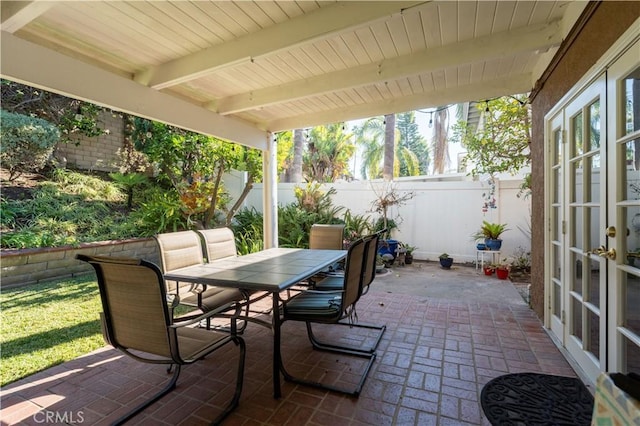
[354,117,385,179]
[291,129,304,183]
[383,113,395,180]
[354,114,422,180]
[303,123,355,182]
[432,107,450,174]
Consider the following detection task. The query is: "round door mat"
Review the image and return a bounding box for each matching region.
[481,372,594,425]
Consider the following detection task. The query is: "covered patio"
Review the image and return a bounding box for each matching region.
[1,263,577,425]
[0,0,586,247]
[5,1,634,424]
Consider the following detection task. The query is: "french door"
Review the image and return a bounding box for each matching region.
[606,41,640,376]
[547,38,640,383]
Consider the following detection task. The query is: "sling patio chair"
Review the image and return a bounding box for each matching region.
[279,237,376,396]
[76,254,246,426]
[155,230,246,329]
[309,223,345,250]
[197,227,272,320]
[197,227,238,263]
[301,224,346,288]
[312,229,387,353]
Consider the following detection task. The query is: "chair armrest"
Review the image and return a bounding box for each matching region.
[170,300,241,329]
[167,293,180,309]
[299,289,343,295]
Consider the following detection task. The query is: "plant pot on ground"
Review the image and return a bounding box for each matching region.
[439,253,453,269]
[496,266,509,280]
[404,245,416,265]
[483,265,495,276]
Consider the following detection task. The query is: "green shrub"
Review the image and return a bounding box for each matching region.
[0,169,136,249]
[0,109,60,180]
[130,187,187,236]
[343,210,373,244]
[231,207,264,254]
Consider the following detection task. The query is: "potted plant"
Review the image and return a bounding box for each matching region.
[439,253,453,269]
[483,265,495,276]
[477,221,509,251]
[381,252,395,268]
[370,182,414,260]
[496,260,510,280]
[404,245,416,265]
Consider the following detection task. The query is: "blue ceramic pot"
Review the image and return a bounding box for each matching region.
[439,257,453,269]
[485,238,502,251]
[378,239,399,259]
[476,243,487,250]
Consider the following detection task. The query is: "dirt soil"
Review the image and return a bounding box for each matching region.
[0,168,43,201]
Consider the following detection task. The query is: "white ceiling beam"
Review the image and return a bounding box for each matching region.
[135,1,422,89]
[216,21,560,115]
[265,73,533,133]
[1,1,55,33]
[0,31,267,150]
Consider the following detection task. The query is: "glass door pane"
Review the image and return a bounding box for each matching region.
[607,42,640,375]
[564,75,606,381]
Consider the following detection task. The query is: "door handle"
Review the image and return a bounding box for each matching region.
[588,245,616,260]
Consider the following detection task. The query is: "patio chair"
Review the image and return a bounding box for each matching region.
[313,229,386,352]
[305,224,346,284]
[197,227,272,320]
[197,227,238,262]
[75,254,245,426]
[279,237,376,396]
[309,223,345,250]
[155,230,246,328]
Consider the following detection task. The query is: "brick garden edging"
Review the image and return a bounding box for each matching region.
[0,238,159,288]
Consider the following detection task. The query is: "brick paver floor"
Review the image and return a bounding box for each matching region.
[1,266,579,425]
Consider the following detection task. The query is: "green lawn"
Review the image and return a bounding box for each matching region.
[0,275,104,386]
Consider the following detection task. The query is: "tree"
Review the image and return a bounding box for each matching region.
[291,129,304,183]
[354,117,385,179]
[432,107,450,174]
[453,95,531,179]
[383,114,395,180]
[354,115,421,180]
[132,118,262,229]
[303,123,355,182]
[396,112,429,175]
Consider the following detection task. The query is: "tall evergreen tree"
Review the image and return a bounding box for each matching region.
[396,112,429,175]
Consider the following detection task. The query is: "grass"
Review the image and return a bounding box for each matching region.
[0,274,199,387]
[0,274,104,386]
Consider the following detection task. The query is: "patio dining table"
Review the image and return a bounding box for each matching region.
[163,247,347,398]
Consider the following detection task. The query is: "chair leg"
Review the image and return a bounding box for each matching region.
[113,364,181,426]
[211,336,246,426]
[306,321,386,354]
[279,342,376,397]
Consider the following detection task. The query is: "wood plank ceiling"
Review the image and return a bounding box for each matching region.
[1,1,585,149]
